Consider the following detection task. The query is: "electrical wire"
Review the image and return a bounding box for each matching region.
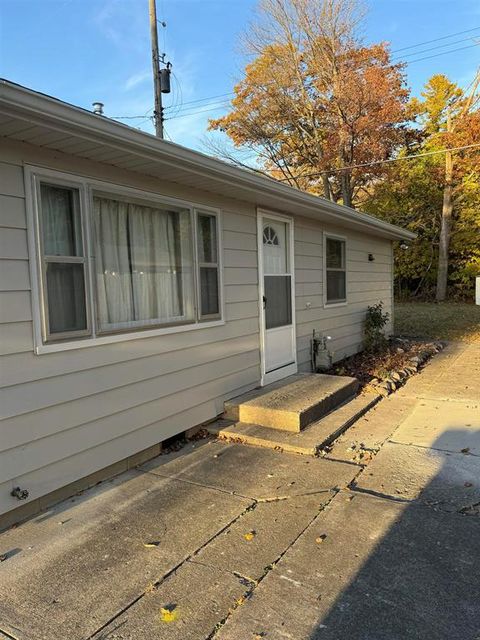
[392,35,480,61]
[164,92,235,111]
[164,26,480,116]
[276,143,480,181]
[404,42,480,66]
[164,39,479,120]
[164,101,232,120]
[391,25,480,53]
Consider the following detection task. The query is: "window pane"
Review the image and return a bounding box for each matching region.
[46,262,87,333]
[197,214,217,263]
[326,238,344,269]
[40,184,82,256]
[200,267,219,316]
[327,271,346,302]
[93,195,194,331]
[265,275,292,329]
[263,220,287,274]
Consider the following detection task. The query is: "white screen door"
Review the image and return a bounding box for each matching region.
[259,212,297,385]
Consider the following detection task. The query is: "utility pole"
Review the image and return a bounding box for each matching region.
[149,0,163,138]
[436,68,480,301]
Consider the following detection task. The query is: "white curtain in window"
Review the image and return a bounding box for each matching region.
[94,198,134,328]
[94,197,186,331]
[129,205,182,321]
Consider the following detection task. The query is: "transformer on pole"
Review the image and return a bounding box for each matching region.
[149,0,171,138]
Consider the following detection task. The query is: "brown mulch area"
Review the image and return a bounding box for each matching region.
[325,338,442,389]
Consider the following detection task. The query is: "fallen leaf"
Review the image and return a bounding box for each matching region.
[143,541,161,548]
[315,534,327,544]
[243,530,256,542]
[160,605,178,623]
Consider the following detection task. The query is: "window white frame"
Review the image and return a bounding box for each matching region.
[25,165,224,354]
[195,210,222,322]
[323,232,348,308]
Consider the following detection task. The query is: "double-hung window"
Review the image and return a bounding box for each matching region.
[325,235,347,305]
[196,212,220,319]
[31,170,222,348]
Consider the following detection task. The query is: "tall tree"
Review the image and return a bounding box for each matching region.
[209,0,411,207]
[366,74,480,301]
[411,72,480,300]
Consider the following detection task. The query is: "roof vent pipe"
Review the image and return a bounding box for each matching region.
[92,102,104,116]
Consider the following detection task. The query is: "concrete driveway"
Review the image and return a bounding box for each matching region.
[0,342,479,640]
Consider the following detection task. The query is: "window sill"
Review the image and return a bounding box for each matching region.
[34,319,226,355]
[324,300,348,309]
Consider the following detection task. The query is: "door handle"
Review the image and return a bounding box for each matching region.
[263,295,267,309]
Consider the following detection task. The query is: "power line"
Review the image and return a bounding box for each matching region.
[276,143,480,181]
[164,91,235,111]
[165,98,232,118]
[164,101,232,120]
[110,114,152,120]
[405,42,480,65]
[392,35,480,61]
[164,29,480,119]
[391,25,480,53]
[165,39,479,120]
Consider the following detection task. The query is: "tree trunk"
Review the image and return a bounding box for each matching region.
[436,106,454,302]
[436,149,453,301]
[322,174,331,200]
[340,170,352,207]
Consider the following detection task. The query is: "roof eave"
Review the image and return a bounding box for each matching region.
[0,80,416,241]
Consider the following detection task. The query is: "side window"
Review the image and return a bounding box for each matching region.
[38,183,91,339]
[196,212,221,319]
[31,170,224,348]
[325,236,346,304]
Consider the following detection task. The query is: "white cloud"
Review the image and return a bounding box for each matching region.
[124,71,150,91]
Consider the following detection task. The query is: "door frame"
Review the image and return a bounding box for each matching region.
[257,208,297,386]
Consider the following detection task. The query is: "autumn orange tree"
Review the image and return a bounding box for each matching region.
[411,73,480,300]
[366,74,480,300]
[209,0,413,207]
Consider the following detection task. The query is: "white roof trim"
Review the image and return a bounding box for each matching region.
[0,79,415,241]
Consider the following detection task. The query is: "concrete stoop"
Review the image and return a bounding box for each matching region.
[224,373,359,432]
[211,393,380,456]
[211,373,379,456]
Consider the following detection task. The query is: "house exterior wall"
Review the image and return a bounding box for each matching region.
[0,142,261,520]
[294,215,393,372]
[0,139,393,522]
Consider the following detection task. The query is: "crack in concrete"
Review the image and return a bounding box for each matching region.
[188,558,258,587]
[204,488,345,640]
[348,485,413,504]
[388,440,480,458]
[0,627,20,640]
[139,469,257,501]
[87,499,257,640]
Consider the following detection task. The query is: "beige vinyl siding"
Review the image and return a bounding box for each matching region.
[294,215,393,371]
[0,149,261,518]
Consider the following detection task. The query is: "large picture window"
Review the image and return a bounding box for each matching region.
[325,235,347,305]
[32,172,222,346]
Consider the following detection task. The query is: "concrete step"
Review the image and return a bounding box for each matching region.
[212,392,381,456]
[224,373,359,432]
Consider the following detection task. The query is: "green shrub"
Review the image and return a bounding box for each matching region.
[364,302,390,352]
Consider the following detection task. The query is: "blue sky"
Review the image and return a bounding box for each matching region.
[1,0,479,151]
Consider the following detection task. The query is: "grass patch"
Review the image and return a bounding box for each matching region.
[395,302,480,343]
